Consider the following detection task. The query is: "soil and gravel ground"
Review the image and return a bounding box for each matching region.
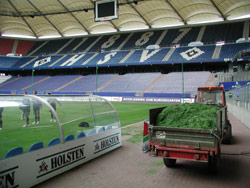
[34,113,250,188]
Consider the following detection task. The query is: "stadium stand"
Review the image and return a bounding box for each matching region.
[31,39,71,56]
[59,74,117,92]
[100,73,161,93]
[0,38,15,55]
[201,22,244,44]
[15,40,35,56]
[0,75,12,84]
[0,75,48,91]
[220,43,250,59]
[59,38,83,54]
[148,72,211,95]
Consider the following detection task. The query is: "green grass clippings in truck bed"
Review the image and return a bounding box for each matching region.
[156,103,220,130]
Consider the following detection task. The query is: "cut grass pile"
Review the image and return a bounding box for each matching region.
[157,103,220,130]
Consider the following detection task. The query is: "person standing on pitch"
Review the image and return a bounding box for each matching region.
[47,93,61,122]
[0,107,3,130]
[32,91,42,125]
[21,95,31,127]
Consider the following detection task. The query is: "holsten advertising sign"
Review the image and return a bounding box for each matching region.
[0,128,121,188]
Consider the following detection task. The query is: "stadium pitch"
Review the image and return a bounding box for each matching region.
[0,101,166,158]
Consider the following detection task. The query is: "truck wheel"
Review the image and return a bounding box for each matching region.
[208,145,220,172]
[222,121,232,144]
[163,158,176,167]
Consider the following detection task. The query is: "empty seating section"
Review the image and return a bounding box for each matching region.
[74,37,98,53]
[59,38,83,54]
[202,22,244,44]
[148,72,210,95]
[168,45,215,62]
[31,75,79,91]
[60,74,117,92]
[88,34,129,52]
[0,75,12,84]
[122,31,163,50]
[0,38,15,55]
[26,41,45,56]
[100,73,161,92]
[86,51,129,66]
[0,72,212,94]
[160,27,200,47]
[53,53,94,67]
[220,43,250,59]
[16,40,35,56]
[10,57,34,69]
[124,49,170,64]
[0,75,48,91]
[32,39,71,56]
[0,56,21,69]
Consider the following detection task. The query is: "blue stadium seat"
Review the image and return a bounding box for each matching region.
[5,147,23,159]
[28,142,44,152]
[98,127,105,133]
[77,131,86,139]
[88,129,96,136]
[64,134,74,142]
[105,125,112,131]
[48,138,60,147]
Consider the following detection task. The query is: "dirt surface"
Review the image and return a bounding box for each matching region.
[34,113,250,188]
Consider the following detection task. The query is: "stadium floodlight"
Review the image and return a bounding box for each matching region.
[216,41,225,46]
[90,30,117,34]
[1,34,36,39]
[187,18,223,25]
[63,33,88,37]
[228,14,250,21]
[120,26,149,32]
[38,35,62,39]
[152,23,185,28]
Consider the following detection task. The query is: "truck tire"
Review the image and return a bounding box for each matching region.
[222,121,232,144]
[163,158,176,167]
[208,145,220,172]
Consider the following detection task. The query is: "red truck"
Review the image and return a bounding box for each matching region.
[147,86,232,171]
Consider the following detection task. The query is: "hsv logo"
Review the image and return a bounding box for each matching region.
[180,47,204,60]
[34,56,51,67]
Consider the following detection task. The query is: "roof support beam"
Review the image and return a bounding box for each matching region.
[27,0,63,37]
[57,0,90,35]
[209,0,225,21]
[166,0,186,25]
[126,0,151,29]
[7,0,38,38]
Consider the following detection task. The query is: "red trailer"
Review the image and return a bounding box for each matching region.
[148,86,232,171]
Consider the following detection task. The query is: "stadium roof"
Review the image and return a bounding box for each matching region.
[0,0,250,39]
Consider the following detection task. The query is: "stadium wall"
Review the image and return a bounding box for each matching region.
[226,84,250,129]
